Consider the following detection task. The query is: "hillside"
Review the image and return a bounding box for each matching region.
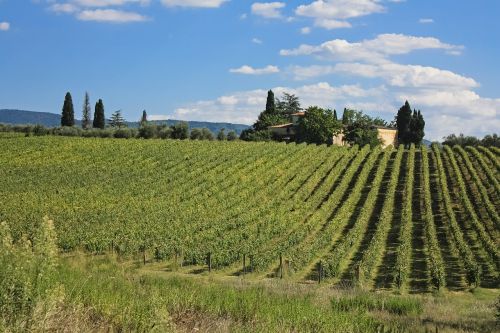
[0,136,498,293]
[0,109,250,134]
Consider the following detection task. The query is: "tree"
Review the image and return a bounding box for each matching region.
[333,110,338,121]
[61,92,75,127]
[190,128,203,140]
[93,99,105,129]
[276,92,301,116]
[343,110,382,147]
[265,89,275,113]
[296,106,341,144]
[109,110,126,128]
[82,92,91,129]
[171,121,189,140]
[217,128,226,141]
[253,90,288,131]
[227,130,238,141]
[140,110,147,126]
[201,128,214,141]
[396,101,413,146]
[415,110,425,145]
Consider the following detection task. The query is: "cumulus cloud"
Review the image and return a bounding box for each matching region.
[77,9,149,22]
[50,3,80,13]
[280,34,463,63]
[229,65,280,75]
[0,22,10,31]
[251,2,286,19]
[290,63,478,90]
[295,0,387,29]
[296,0,385,19]
[72,0,150,7]
[161,0,228,8]
[252,37,263,44]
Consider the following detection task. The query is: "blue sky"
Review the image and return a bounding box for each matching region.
[0,0,499,140]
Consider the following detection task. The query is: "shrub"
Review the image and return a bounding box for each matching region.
[114,128,134,139]
[159,126,173,139]
[138,124,158,139]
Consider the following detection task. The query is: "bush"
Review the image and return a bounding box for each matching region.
[114,128,134,139]
[52,126,83,137]
[138,124,158,139]
[171,122,189,140]
[159,126,173,139]
[227,130,238,141]
[0,217,59,330]
[33,124,49,136]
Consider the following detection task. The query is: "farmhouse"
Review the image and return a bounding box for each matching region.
[269,111,398,148]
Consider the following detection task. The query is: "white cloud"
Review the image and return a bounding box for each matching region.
[280,34,463,63]
[161,0,228,8]
[296,0,385,19]
[252,37,263,44]
[251,2,285,19]
[0,22,10,31]
[73,0,150,6]
[419,18,434,24]
[296,0,385,29]
[77,9,149,22]
[300,26,311,34]
[314,18,351,29]
[50,3,80,13]
[229,65,280,75]
[334,63,478,89]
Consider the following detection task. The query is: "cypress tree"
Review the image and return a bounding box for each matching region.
[140,110,147,125]
[93,99,105,129]
[416,110,425,145]
[82,92,91,129]
[333,109,338,121]
[265,90,275,113]
[396,101,412,146]
[61,92,75,127]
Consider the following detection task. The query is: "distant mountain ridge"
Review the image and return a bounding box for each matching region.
[0,109,250,135]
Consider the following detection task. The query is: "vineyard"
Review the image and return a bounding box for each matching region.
[0,136,498,293]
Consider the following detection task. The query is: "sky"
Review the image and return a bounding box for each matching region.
[0,0,499,140]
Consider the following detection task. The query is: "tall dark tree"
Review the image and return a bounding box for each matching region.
[253,89,287,131]
[61,92,75,127]
[93,99,105,129]
[333,109,338,121]
[415,110,425,145]
[82,92,91,129]
[396,101,413,146]
[265,90,275,113]
[140,110,147,126]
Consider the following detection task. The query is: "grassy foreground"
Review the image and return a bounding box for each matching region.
[3,248,498,332]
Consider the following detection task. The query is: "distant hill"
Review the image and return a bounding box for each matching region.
[0,109,250,135]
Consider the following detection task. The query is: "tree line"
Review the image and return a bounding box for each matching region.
[240,89,426,147]
[57,91,238,141]
[442,133,499,148]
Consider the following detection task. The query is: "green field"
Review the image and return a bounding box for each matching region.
[0,136,499,332]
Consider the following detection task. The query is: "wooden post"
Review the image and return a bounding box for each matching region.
[143,247,146,266]
[318,261,322,284]
[279,254,283,279]
[207,252,212,273]
[243,254,246,276]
